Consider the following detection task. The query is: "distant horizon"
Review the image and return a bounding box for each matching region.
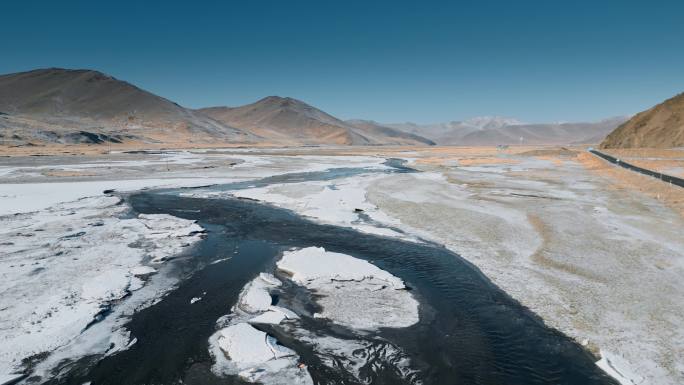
[2,0,683,124]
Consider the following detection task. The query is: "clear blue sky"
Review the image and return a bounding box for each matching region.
[2,0,683,123]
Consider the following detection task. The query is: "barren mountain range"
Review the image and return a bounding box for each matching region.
[0,68,253,145]
[387,116,628,146]
[0,68,432,147]
[0,67,643,147]
[601,92,684,149]
[198,97,434,145]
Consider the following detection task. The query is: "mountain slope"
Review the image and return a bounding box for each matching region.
[600,93,684,149]
[0,68,253,145]
[199,97,433,145]
[344,120,435,145]
[388,117,626,146]
[387,117,522,144]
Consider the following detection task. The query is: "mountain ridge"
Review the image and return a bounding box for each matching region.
[198,96,434,146]
[386,116,628,145]
[0,67,254,145]
[0,69,433,146]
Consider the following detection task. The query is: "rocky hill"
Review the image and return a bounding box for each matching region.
[601,93,684,149]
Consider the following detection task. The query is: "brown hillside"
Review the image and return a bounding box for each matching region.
[0,68,254,145]
[199,97,433,146]
[600,93,684,149]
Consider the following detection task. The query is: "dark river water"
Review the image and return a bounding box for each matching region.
[42,161,618,385]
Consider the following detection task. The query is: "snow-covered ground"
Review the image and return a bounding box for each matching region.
[0,151,387,215]
[0,195,203,377]
[365,155,684,385]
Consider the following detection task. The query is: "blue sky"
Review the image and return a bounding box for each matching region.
[2,0,683,123]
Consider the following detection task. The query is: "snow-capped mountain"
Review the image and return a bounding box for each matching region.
[385,116,628,145]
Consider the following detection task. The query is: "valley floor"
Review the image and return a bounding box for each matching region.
[0,145,682,384]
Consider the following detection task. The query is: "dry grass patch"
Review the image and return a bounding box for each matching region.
[527,214,604,281]
[518,147,579,157]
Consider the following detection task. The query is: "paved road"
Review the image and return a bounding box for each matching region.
[589,149,684,188]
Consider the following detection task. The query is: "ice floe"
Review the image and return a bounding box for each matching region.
[208,271,310,383]
[277,246,405,288]
[217,323,290,366]
[234,273,282,313]
[209,246,422,384]
[209,317,310,384]
[277,247,419,330]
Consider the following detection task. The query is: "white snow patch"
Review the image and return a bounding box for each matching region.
[130,266,157,276]
[217,323,284,366]
[207,174,410,239]
[0,195,203,375]
[234,274,282,314]
[81,268,131,301]
[249,311,287,325]
[0,374,25,385]
[277,247,405,289]
[596,350,644,385]
[0,178,231,216]
[276,247,419,329]
[209,323,312,384]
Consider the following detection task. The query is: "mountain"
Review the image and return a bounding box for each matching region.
[1,67,623,148]
[387,117,523,144]
[198,97,433,146]
[344,120,435,145]
[0,68,256,145]
[600,93,684,149]
[387,116,627,146]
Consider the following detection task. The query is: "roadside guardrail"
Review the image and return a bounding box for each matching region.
[588,148,684,188]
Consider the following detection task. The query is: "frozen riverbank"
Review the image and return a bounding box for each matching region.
[364,151,684,385]
[0,195,204,378]
[0,151,389,216]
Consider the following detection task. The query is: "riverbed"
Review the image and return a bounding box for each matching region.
[40,162,616,385]
[3,147,682,385]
